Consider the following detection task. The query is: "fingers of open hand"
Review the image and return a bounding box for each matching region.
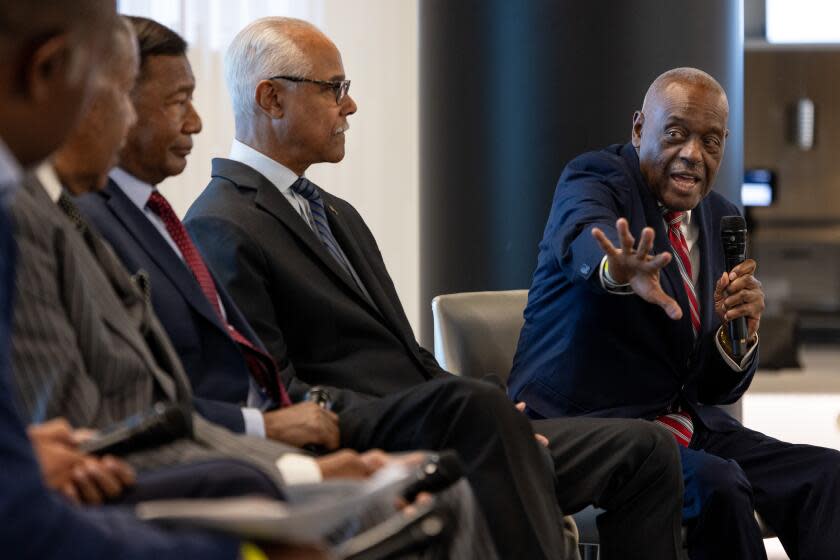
[617,218,635,254]
[646,287,683,320]
[639,250,671,273]
[591,227,619,257]
[635,226,656,259]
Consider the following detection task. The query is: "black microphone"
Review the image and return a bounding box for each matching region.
[720,215,749,360]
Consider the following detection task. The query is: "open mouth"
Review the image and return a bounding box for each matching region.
[670,172,701,191]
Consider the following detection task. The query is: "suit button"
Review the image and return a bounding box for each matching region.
[580,264,591,275]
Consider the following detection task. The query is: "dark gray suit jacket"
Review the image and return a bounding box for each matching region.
[9,176,299,487]
[185,159,448,413]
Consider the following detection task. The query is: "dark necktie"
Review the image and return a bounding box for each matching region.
[146,190,292,407]
[290,177,374,304]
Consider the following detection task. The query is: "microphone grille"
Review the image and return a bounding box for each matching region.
[720,215,746,231]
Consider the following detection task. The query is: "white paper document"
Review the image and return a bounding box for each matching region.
[135,464,415,543]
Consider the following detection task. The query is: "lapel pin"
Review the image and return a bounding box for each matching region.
[328,204,338,216]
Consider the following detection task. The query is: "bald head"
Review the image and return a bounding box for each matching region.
[641,67,728,119]
[631,67,730,211]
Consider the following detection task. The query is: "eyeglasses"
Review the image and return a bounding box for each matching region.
[267,75,351,104]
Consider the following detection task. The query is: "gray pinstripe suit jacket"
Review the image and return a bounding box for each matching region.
[9,176,299,488]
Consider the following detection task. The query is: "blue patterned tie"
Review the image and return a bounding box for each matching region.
[291,177,374,304]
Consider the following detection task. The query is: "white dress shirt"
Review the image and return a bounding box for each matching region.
[227,139,318,227]
[599,209,757,371]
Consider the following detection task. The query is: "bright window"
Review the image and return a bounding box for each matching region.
[766,0,840,43]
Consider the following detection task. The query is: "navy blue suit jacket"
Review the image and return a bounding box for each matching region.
[75,180,278,432]
[0,196,238,559]
[508,143,757,431]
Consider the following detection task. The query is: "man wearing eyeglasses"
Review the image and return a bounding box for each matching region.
[186,16,689,560]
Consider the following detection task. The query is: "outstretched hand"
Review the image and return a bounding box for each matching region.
[591,218,682,320]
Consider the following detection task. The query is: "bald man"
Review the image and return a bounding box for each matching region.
[509,67,840,559]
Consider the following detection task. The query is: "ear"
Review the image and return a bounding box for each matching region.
[631,110,644,148]
[255,79,284,119]
[26,33,74,103]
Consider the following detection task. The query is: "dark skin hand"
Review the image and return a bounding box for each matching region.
[592,218,680,319]
[714,259,764,340]
[263,402,340,450]
[593,217,765,345]
[28,418,136,504]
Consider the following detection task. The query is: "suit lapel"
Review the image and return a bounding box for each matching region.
[320,194,398,324]
[103,181,225,333]
[212,159,375,310]
[623,145,695,359]
[43,184,182,401]
[693,200,718,334]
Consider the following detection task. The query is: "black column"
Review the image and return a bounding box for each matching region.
[419,0,743,344]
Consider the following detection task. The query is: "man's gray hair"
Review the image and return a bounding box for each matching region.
[225,16,318,123]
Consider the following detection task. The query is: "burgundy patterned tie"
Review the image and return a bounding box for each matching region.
[146,191,292,407]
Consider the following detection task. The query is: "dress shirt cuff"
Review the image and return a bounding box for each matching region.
[599,255,634,294]
[241,407,266,438]
[715,326,759,372]
[276,454,323,485]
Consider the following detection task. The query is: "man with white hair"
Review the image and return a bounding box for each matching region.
[187,16,688,560]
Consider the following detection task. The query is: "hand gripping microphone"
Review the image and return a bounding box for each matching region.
[720,216,749,360]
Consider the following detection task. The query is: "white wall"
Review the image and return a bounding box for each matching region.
[120,0,422,333]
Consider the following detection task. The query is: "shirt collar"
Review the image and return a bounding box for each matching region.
[109,167,156,211]
[657,201,693,226]
[34,162,64,203]
[228,139,300,194]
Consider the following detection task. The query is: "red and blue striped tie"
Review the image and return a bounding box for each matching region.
[655,210,700,447]
[664,210,701,337]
